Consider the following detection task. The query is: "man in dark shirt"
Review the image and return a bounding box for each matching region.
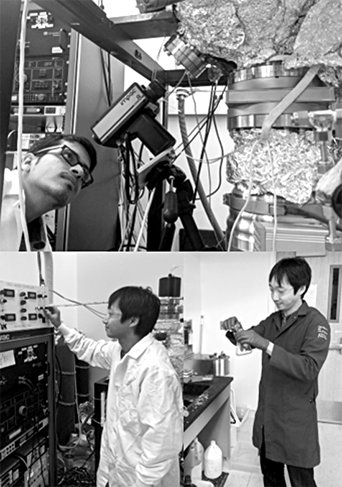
[224,257,330,487]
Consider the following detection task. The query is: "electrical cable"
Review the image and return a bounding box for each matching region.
[206,111,225,199]
[134,188,156,252]
[174,85,227,159]
[192,83,217,204]
[177,92,225,247]
[100,48,112,107]
[267,141,278,251]
[49,288,106,319]
[162,71,187,104]
[151,37,168,82]
[187,75,214,203]
[17,0,31,251]
[126,202,138,252]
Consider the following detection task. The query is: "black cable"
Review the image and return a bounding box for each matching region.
[100,49,111,107]
[121,139,140,206]
[107,51,112,105]
[206,108,225,198]
[192,84,217,203]
[174,85,227,165]
[128,139,139,205]
[126,203,138,252]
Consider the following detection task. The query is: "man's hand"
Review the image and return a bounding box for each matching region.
[44,305,62,329]
[235,330,269,351]
[221,316,242,332]
[221,316,242,346]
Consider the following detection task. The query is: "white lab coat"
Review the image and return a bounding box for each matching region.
[59,325,183,487]
[0,169,51,251]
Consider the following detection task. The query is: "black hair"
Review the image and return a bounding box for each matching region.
[28,134,97,173]
[108,286,160,338]
[269,257,312,299]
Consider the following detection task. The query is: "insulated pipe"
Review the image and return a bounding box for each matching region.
[176,91,225,247]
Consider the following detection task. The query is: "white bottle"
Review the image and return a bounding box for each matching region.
[203,440,222,479]
[184,437,204,479]
[192,438,204,480]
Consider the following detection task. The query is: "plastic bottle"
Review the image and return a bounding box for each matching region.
[184,438,204,479]
[191,438,204,480]
[203,440,222,479]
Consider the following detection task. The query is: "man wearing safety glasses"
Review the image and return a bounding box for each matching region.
[0,134,97,251]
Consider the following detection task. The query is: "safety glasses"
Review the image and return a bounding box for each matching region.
[35,144,93,188]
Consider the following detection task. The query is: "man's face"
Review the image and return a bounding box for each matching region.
[269,275,305,316]
[103,300,132,340]
[23,140,92,208]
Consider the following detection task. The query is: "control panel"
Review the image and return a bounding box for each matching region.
[0,339,50,461]
[11,9,71,106]
[0,327,56,486]
[0,436,49,487]
[0,281,50,332]
[12,57,69,105]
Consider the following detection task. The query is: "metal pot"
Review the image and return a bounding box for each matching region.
[212,353,230,376]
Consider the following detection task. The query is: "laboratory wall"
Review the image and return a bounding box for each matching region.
[74,252,185,387]
[186,252,276,412]
[0,251,279,410]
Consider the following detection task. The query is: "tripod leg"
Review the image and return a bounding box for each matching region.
[159,223,176,251]
[179,213,205,251]
[147,181,165,251]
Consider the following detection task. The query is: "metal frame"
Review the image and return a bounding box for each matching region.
[0,0,22,220]
[34,0,170,83]
[33,0,233,86]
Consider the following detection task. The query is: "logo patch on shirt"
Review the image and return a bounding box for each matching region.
[317,325,328,340]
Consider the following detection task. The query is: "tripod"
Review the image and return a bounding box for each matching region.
[145,162,220,251]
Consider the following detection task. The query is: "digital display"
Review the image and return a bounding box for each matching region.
[27,292,37,299]
[28,314,38,321]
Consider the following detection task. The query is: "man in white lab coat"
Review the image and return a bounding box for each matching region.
[45,286,183,487]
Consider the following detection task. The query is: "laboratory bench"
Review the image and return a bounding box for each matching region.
[93,374,233,469]
[184,376,233,458]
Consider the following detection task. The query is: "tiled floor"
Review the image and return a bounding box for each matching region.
[223,412,342,487]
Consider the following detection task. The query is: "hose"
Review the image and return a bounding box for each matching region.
[176,92,225,247]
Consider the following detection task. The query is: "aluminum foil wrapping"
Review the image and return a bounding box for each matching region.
[318,67,342,95]
[285,0,342,71]
[176,0,245,66]
[227,129,330,204]
[315,156,342,205]
[176,0,317,69]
